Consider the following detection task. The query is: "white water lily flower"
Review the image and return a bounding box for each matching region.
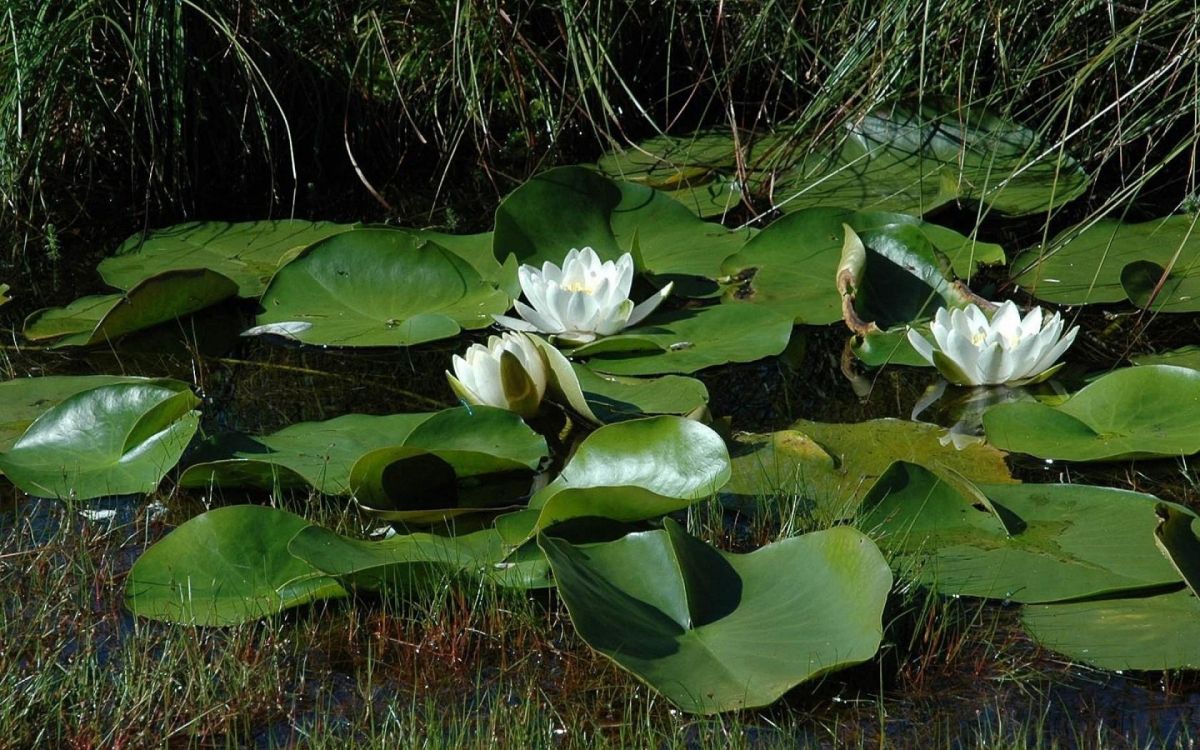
[446,332,548,418]
[493,247,672,345]
[907,301,1079,386]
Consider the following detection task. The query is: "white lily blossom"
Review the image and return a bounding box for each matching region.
[447,332,548,418]
[493,247,672,345]
[907,301,1078,386]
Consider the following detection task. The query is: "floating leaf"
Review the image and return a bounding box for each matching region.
[0,375,168,452]
[494,166,749,291]
[288,524,551,590]
[572,364,709,422]
[982,365,1200,461]
[179,413,437,494]
[100,220,357,297]
[0,283,9,306]
[727,419,1013,518]
[1023,589,1200,671]
[610,181,752,287]
[348,407,547,520]
[1132,345,1200,371]
[255,229,510,347]
[510,416,730,540]
[596,131,742,217]
[542,519,891,714]
[125,505,346,625]
[1013,215,1200,312]
[0,382,200,499]
[24,269,239,346]
[599,106,1087,218]
[494,166,624,265]
[721,208,1000,325]
[570,304,794,375]
[860,462,1188,602]
[767,104,1088,217]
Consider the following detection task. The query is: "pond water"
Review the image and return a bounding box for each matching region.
[3,296,1199,747]
[3,116,1200,746]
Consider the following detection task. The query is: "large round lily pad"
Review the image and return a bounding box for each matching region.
[860,462,1189,602]
[1012,215,1200,312]
[542,519,892,714]
[983,365,1200,461]
[125,505,347,625]
[254,229,511,347]
[101,220,358,297]
[569,304,794,375]
[24,269,239,347]
[0,381,201,499]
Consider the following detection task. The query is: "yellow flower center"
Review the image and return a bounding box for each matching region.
[562,280,596,294]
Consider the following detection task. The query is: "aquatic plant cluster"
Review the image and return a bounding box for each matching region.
[4,104,1200,715]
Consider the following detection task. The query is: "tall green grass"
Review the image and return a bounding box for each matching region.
[1,0,1197,283]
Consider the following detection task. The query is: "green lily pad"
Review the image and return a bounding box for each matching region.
[596,131,743,217]
[599,106,1087,219]
[509,416,730,540]
[254,229,511,347]
[1012,215,1200,312]
[1132,345,1200,371]
[860,462,1189,603]
[0,375,170,452]
[0,382,200,499]
[570,304,794,375]
[541,519,891,714]
[125,505,347,625]
[610,181,753,286]
[348,407,548,520]
[1023,589,1200,671]
[721,208,1000,325]
[493,166,749,290]
[288,524,552,590]
[768,105,1088,217]
[572,364,709,421]
[494,166,624,265]
[179,413,436,494]
[180,406,545,497]
[726,419,1014,518]
[982,365,1200,461]
[24,269,239,346]
[101,220,357,297]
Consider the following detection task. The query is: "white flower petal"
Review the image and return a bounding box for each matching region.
[626,282,673,327]
[906,328,936,365]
